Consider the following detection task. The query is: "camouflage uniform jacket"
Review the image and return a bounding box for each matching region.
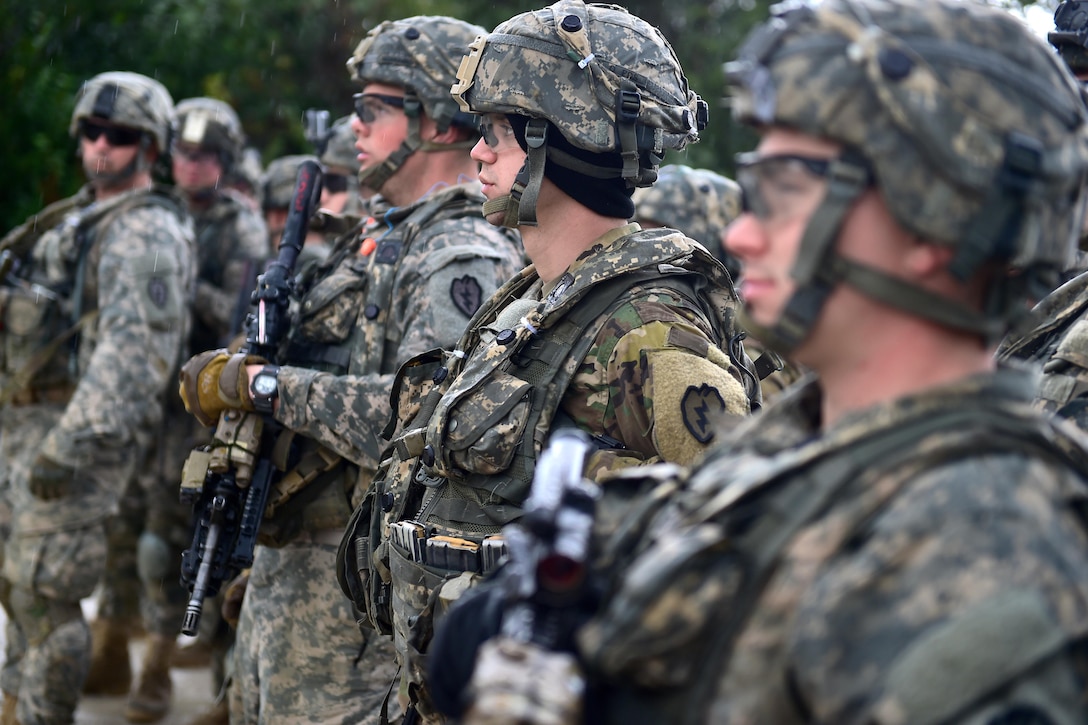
[578,366,1088,724]
[2,183,194,529]
[399,223,754,534]
[999,269,1088,424]
[190,190,268,353]
[268,182,522,532]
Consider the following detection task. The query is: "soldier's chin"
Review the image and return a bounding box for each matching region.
[483,209,506,227]
[85,165,129,186]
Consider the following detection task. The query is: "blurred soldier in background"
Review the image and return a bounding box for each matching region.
[224,147,264,212]
[0,71,193,725]
[177,14,524,724]
[95,96,268,724]
[632,164,743,277]
[319,114,369,218]
[633,164,802,400]
[1049,1,1088,277]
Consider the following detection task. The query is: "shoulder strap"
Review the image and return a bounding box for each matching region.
[0,189,93,266]
[423,267,715,528]
[680,404,1088,722]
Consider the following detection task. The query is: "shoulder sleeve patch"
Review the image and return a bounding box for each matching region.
[451,275,483,318]
[681,384,726,444]
[146,276,168,308]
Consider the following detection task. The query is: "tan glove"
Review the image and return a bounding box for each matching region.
[178,349,267,427]
[221,569,251,629]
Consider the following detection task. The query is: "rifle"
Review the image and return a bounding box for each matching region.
[498,429,598,648]
[179,160,324,636]
[439,430,598,725]
[304,109,332,157]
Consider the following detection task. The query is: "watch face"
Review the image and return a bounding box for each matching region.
[253,373,277,396]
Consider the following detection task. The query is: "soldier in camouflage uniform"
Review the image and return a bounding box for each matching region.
[96,96,268,724]
[632,164,803,401]
[335,3,757,722]
[1000,2,1088,441]
[224,147,264,212]
[319,114,369,219]
[177,16,523,724]
[0,71,193,725]
[1048,1,1088,278]
[434,1,1088,723]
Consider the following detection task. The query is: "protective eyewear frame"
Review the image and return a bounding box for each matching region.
[79,119,143,147]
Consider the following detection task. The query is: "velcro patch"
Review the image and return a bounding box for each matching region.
[147,276,168,308]
[681,384,726,444]
[450,275,483,318]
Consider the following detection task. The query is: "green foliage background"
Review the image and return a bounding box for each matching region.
[0,0,1043,230]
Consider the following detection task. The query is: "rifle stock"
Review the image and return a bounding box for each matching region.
[180,160,323,636]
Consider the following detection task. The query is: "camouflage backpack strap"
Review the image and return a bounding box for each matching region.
[0,309,99,406]
[0,187,95,277]
[999,270,1088,363]
[589,403,1088,724]
[359,188,485,376]
[70,185,187,328]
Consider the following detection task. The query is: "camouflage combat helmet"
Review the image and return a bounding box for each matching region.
[451,0,708,226]
[262,154,319,210]
[320,115,362,175]
[1050,2,1088,74]
[726,0,1088,351]
[633,164,742,277]
[228,146,264,197]
[633,165,740,250]
[174,97,245,171]
[346,16,483,189]
[70,71,174,153]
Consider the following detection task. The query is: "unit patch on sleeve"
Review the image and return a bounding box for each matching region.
[681,383,726,444]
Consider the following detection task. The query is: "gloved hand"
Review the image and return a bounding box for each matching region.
[28,453,77,500]
[221,569,251,629]
[178,349,267,427]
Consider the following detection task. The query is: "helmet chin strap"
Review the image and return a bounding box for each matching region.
[480,119,549,229]
[748,152,1011,356]
[743,153,870,356]
[357,94,478,193]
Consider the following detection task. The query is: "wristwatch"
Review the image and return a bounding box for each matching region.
[249,365,281,415]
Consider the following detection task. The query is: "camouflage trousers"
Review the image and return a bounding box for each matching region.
[230,531,399,724]
[0,403,135,725]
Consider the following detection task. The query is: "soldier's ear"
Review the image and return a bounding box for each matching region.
[427,120,470,146]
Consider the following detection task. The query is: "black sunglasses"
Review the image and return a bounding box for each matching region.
[79,119,143,147]
[323,173,352,194]
[352,93,405,124]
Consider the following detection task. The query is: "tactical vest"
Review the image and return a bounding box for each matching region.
[418,229,754,532]
[583,382,1088,724]
[190,192,255,354]
[261,186,493,542]
[0,186,185,402]
[337,228,758,639]
[282,186,488,377]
